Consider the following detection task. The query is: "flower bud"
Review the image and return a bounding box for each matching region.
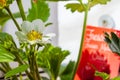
[0,0,14,9]
[0,0,6,9]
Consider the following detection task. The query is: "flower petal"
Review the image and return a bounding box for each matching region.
[45,33,56,38]
[21,21,33,34]
[15,31,27,43]
[44,33,56,38]
[42,33,55,43]
[32,19,45,32]
[27,40,36,45]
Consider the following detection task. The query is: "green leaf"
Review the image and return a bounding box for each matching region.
[60,61,75,80]
[109,32,120,54]
[104,36,111,44]
[104,32,120,55]
[5,64,28,78]
[0,32,13,42]
[0,45,15,62]
[104,32,111,43]
[112,76,120,80]
[0,32,16,62]
[38,44,70,79]
[89,0,111,8]
[90,0,111,5]
[95,71,110,80]
[111,32,120,48]
[0,9,10,26]
[27,0,50,22]
[0,32,20,62]
[65,0,111,13]
[60,61,75,75]
[0,32,17,50]
[7,0,14,4]
[65,3,86,12]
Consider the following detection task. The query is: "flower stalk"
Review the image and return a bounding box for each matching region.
[5,7,21,31]
[28,45,41,80]
[72,2,89,80]
[16,0,26,21]
[0,63,18,80]
[11,50,33,80]
[51,74,56,80]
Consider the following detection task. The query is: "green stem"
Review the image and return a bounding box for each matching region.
[0,65,6,73]
[72,4,89,80]
[0,63,10,71]
[19,73,23,80]
[9,49,33,79]
[28,45,41,80]
[16,0,26,21]
[79,0,86,9]
[14,53,33,80]
[4,63,11,70]
[51,72,57,80]
[34,54,41,80]
[5,7,21,31]
[1,63,18,80]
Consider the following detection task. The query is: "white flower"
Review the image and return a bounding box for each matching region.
[15,19,55,45]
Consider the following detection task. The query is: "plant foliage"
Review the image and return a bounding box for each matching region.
[5,64,28,78]
[95,71,110,80]
[104,32,120,55]
[27,0,50,22]
[38,44,70,79]
[65,0,111,13]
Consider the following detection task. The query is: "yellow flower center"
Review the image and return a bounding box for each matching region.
[0,0,6,8]
[27,30,42,41]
